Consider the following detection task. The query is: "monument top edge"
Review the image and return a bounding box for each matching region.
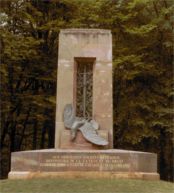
[12,149,157,156]
[60,28,111,34]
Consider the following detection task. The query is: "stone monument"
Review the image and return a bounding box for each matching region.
[55,29,113,150]
[8,29,159,180]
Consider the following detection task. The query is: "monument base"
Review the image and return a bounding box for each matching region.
[8,171,159,180]
[8,149,159,180]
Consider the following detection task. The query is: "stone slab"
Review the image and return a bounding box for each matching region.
[9,149,159,180]
[8,171,159,180]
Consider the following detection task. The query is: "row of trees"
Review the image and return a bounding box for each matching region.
[0,0,173,181]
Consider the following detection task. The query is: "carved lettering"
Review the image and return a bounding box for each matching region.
[40,154,131,170]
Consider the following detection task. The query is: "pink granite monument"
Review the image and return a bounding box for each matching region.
[8,29,159,180]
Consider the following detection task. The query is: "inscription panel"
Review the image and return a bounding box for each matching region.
[10,150,158,173]
[40,153,131,172]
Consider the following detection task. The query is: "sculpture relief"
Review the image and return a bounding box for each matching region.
[63,104,108,146]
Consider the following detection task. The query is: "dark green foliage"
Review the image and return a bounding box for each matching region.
[112,0,173,181]
[0,0,173,181]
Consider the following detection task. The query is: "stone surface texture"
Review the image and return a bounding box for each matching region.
[8,149,159,180]
[55,29,113,149]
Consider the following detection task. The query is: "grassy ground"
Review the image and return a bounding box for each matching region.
[0,178,173,193]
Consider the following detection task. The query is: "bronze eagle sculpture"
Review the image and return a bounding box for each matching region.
[63,104,108,146]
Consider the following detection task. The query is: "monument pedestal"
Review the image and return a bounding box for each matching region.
[8,149,159,180]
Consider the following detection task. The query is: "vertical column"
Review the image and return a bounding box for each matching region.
[55,32,74,148]
[93,32,113,148]
[55,29,113,149]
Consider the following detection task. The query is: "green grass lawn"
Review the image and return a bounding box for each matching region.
[0,178,173,193]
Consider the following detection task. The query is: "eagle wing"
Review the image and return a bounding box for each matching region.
[78,122,108,146]
[63,104,76,128]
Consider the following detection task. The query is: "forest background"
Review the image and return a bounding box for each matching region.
[0,0,173,181]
